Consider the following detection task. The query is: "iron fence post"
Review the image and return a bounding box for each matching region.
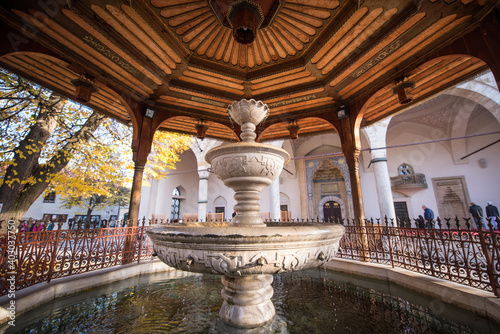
[477,227,499,296]
[361,217,371,262]
[137,219,145,263]
[385,216,395,268]
[47,228,61,283]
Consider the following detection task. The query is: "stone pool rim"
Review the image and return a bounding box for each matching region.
[1,258,499,325]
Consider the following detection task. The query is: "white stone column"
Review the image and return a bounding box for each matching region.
[265,140,284,221]
[197,168,210,222]
[269,178,280,221]
[362,118,396,221]
[191,138,223,222]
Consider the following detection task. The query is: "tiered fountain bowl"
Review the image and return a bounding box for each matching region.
[147,99,345,332]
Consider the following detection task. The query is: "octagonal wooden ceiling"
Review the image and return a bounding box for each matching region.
[0,0,495,142]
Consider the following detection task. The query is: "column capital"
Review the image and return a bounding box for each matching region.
[361,117,392,151]
[198,168,210,179]
[134,163,146,172]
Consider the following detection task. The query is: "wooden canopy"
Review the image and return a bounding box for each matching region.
[1,0,500,221]
[1,1,499,143]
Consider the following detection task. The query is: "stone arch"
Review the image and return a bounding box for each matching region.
[280,192,290,205]
[308,158,351,220]
[213,196,227,214]
[295,133,342,158]
[214,196,227,206]
[318,196,347,222]
[443,72,500,163]
[190,138,223,170]
[213,196,228,220]
[280,192,290,210]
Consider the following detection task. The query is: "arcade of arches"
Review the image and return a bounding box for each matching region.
[140,71,500,224]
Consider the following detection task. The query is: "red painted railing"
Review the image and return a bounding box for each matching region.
[1,222,153,295]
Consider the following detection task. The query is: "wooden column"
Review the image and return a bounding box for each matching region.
[123,97,155,226]
[338,107,370,262]
[129,163,145,224]
[344,148,365,222]
[339,115,365,222]
[122,99,155,265]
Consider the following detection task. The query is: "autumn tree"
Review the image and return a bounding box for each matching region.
[0,70,105,229]
[0,69,192,231]
[59,185,130,225]
[144,130,193,185]
[54,128,193,224]
[50,117,134,224]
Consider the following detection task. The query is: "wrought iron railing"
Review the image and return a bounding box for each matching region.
[0,221,153,295]
[337,217,500,297]
[1,217,498,297]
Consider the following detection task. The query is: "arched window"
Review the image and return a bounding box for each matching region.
[171,187,181,220]
[397,163,414,176]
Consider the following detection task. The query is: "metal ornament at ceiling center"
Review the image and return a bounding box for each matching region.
[210,0,281,45]
[227,0,264,44]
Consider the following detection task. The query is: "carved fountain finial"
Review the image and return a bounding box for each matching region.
[227,99,269,142]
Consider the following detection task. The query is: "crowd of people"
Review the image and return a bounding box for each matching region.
[15,218,127,232]
[18,219,54,232]
[419,201,499,230]
[469,201,499,230]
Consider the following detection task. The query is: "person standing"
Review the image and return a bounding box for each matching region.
[416,215,425,228]
[469,202,484,229]
[422,205,435,228]
[19,221,28,232]
[485,201,499,230]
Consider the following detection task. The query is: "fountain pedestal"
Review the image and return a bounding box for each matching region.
[147,99,345,332]
[219,275,274,328]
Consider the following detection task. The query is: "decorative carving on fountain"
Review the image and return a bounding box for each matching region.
[153,240,340,276]
[210,153,284,178]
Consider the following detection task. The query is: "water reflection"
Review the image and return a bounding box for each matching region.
[3,269,495,334]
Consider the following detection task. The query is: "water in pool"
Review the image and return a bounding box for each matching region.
[2,268,496,333]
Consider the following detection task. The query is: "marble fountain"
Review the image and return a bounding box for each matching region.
[147,99,345,333]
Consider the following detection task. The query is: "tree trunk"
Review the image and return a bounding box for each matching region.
[0,96,61,227]
[0,100,104,232]
[85,196,95,227]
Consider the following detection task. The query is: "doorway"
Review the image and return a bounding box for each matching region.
[323,201,342,222]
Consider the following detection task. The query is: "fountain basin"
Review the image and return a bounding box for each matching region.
[206,142,290,227]
[148,223,344,328]
[147,224,345,276]
[206,142,290,181]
